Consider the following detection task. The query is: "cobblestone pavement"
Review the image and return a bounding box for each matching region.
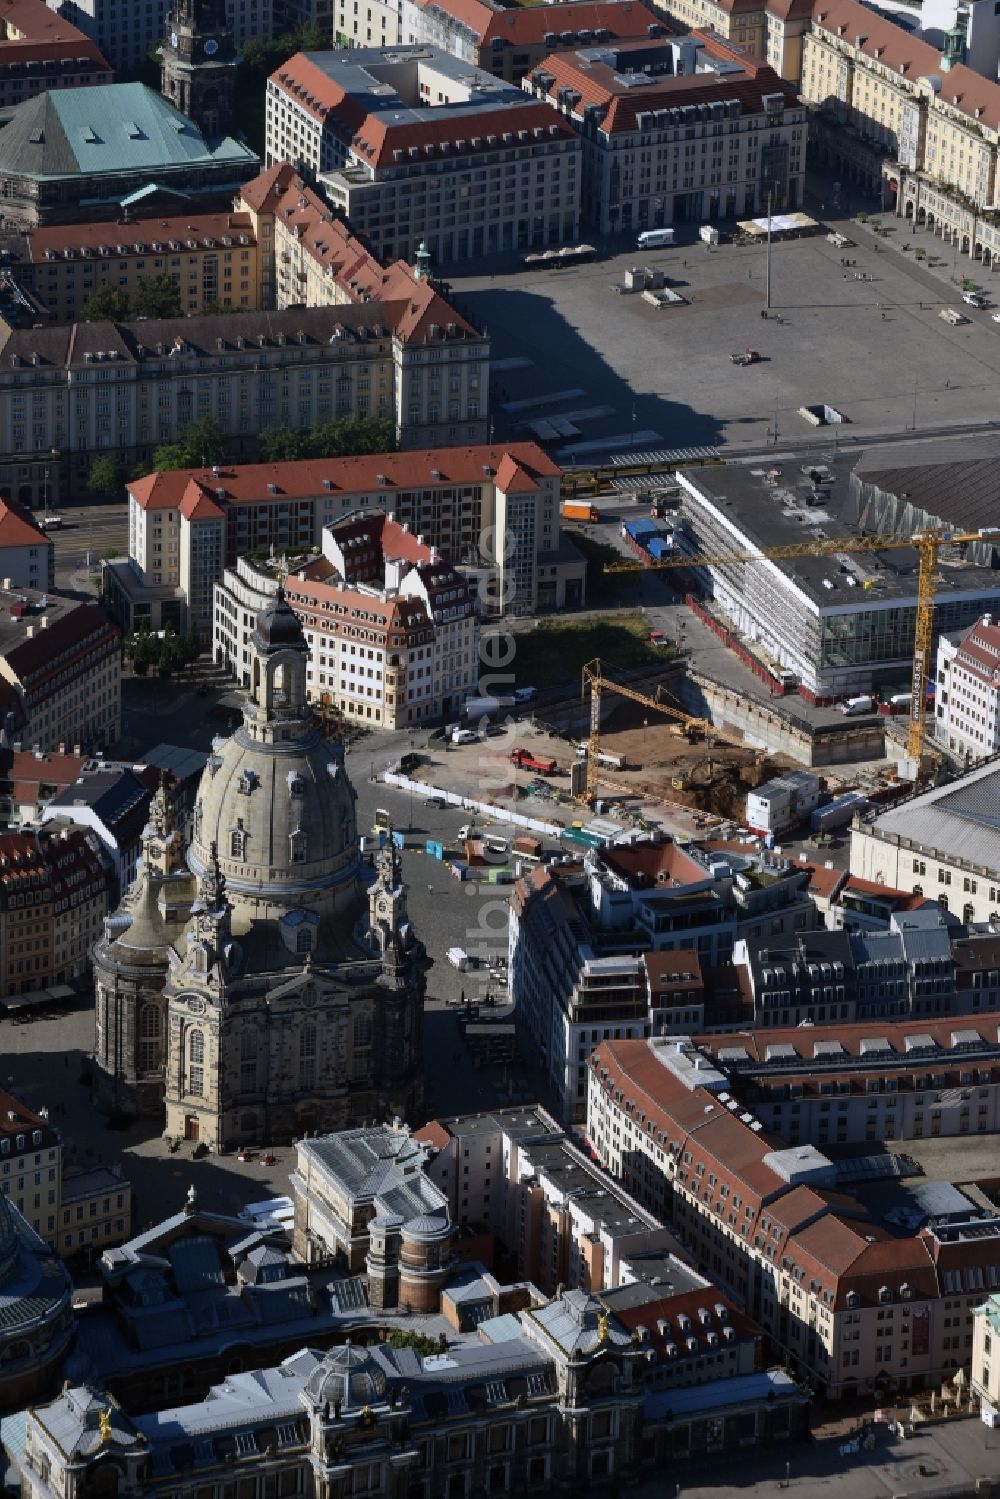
[628,1412,1000,1499]
[450,205,1000,456]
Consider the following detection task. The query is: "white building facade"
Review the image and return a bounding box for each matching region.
[266,47,581,264]
[935,616,1000,762]
[213,520,480,728]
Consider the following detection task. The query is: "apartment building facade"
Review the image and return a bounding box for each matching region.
[588,1036,1000,1397]
[850,761,1000,925]
[0,501,52,588]
[509,840,820,1123]
[110,444,568,637]
[0,0,109,109]
[266,47,581,263]
[47,0,271,72]
[19,212,262,324]
[0,301,488,506]
[0,824,107,999]
[213,517,480,727]
[397,0,666,81]
[693,1014,1000,1146]
[798,0,1000,264]
[526,34,806,233]
[0,591,120,755]
[935,615,1000,761]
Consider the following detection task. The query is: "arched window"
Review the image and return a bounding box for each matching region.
[299,1024,316,1090]
[296,927,313,954]
[138,1005,161,1072]
[188,1029,205,1097]
[240,1027,256,1091]
[230,820,247,860]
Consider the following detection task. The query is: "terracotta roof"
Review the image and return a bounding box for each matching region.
[810,0,940,71]
[801,860,849,901]
[0,498,48,550]
[643,949,704,989]
[600,839,708,889]
[692,1014,1000,1065]
[237,160,292,212]
[2,601,118,687]
[765,0,813,19]
[271,54,577,166]
[0,749,87,791]
[0,1083,58,1150]
[129,444,560,513]
[0,38,108,66]
[413,1120,452,1150]
[0,0,94,42]
[612,1286,758,1353]
[179,483,225,521]
[25,211,255,262]
[531,42,798,132]
[420,0,663,49]
[350,98,575,169]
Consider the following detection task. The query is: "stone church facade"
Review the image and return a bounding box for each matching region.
[93,593,425,1149]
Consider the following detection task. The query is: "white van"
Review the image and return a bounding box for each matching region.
[636,228,675,249]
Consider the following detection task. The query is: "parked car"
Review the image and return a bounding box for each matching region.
[452,728,478,745]
[514,686,538,702]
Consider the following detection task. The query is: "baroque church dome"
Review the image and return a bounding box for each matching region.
[189,590,360,933]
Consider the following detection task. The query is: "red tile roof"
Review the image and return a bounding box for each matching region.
[811,0,1000,129]
[271,54,577,166]
[478,0,663,47]
[25,212,255,262]
[413,1120,453,1150]
[0,499,48,550]
[531,42,799,132]
[600,840,707,888]
[129,444,561,513]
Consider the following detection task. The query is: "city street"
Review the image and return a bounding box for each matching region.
[47,504,127,590]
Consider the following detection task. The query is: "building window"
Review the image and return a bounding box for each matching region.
[188,1029,205,1097]
[299,1024,316,1090]
[139,1004,161,1072]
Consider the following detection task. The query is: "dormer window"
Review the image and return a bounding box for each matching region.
[230,820,248,860]
[290,828,307,864]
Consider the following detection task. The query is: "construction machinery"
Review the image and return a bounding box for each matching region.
[579,659,749,807]
[606,527,1000,766]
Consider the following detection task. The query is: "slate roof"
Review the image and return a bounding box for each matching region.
[852,434,1000,533]
[866,760,1000,871]
[0,83,257,180]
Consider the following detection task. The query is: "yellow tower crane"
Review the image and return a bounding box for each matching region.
[579,659,751,807]
[605,526,1000,768]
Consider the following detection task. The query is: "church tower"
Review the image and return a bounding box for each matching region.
[160,0,236,138]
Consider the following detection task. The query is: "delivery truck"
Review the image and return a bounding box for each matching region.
[636,228,675,248]
[562,501,600,523]
[839,694,874,716]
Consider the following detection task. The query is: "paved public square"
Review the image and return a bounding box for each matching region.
[452,211,1000,456]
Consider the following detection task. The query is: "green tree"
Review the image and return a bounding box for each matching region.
[157,631,185,679]
[154,415,227,472]
[131,274,182,320]
[82,286,130,322]
[202,298,246,316]
[87,455,125,498]
[258,426,311,463]
[181,627,201,671]
[306,415,396,459]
